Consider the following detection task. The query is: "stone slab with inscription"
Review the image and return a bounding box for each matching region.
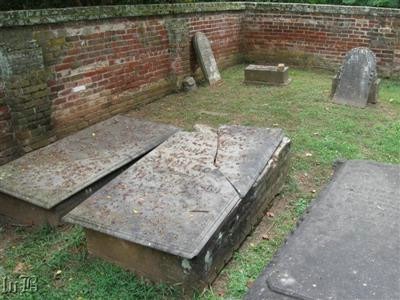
[193,32,222,86]
[246,160,400,300]
[332,48,380,108]
[0,115,179,226]
[64,124,291,291]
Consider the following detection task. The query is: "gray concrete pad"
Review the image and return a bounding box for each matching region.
[246,160,400,300]
[0,115,179,210]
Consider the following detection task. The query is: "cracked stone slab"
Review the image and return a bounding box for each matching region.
[246,160,400,300]
[216,126,283,197]
[65,125,285,259]
[0,115,179,210]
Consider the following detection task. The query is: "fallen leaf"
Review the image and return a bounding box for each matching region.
[262,234,270,240]
[54,270,62,279]
[266,211,275,218]
[13,262,28,274]
[246,280,254,288]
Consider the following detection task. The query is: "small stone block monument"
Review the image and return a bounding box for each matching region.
[244,64,291,86]
[0,116,179,226]
[332,47,380,108]
[246,160,400,300]
[193,32,222,86]
[64,125,291,291]
[182,76,197,92]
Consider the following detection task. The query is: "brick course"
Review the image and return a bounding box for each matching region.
[0,3,398,165]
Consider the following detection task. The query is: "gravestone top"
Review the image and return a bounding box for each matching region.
[246,160,400,300]
[193,32,222,86]
[0,115,179,209]
[64,125,284,259]
[333,47,377,108]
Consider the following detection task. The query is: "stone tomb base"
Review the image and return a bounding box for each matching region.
[65,125,291,291]
[0,115,179,226]
[244,65,291,86]
[246,160,400,300]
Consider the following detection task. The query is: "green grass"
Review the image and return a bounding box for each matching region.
[1,65,399,299]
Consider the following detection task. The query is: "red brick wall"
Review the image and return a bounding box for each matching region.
[0,83,16,165]
[243,4,399,76]
[41,13,242,136]
[0,3,398,165]
[0,9,243,164]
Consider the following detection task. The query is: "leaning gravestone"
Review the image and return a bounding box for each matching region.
[246,160,400,300]
[332,48,380,108]
[193,32,222,86]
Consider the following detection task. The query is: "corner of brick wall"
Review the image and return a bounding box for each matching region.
[0,3,398,165]
[243,3,400,77]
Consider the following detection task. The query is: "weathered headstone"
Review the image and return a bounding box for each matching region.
[0,116,179,226]
[193,32,222,86]
[246,160,400,300]
[65,125,291,291]
[244,64,291,86]
[182,76,197,92]
[332,48,380,108]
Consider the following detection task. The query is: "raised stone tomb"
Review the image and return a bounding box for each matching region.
[0,115,179,226]
[246,160,400,300]
[64,124,291,291]
[244,64,291,86]
[332,47,380,108]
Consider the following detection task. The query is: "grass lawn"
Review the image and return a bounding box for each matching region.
[1,65,399,299]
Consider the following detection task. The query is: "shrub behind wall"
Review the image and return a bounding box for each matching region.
[0,0,398,11]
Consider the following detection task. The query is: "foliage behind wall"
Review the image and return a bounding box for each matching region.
[0,0,398,11]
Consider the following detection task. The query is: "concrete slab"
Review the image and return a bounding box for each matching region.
[246,160,400,300]
[64,125,291,290]
[0,115,179,226]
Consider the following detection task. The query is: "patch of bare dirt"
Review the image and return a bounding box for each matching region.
[0,225,19,263]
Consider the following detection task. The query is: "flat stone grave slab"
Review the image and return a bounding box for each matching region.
[246,160,400,300]
[0,115,179,226]
[64,124,291,291]
[244,64,291,86]
[193,32,222,86]
[332,47,379,108]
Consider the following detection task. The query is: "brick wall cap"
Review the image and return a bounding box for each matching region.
[0,2,398,28]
